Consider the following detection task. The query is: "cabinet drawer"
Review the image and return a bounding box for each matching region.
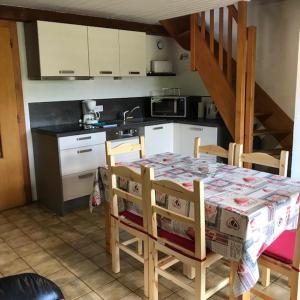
[62,170,95,201]
[58,132,106,150]
[60,144,106,176]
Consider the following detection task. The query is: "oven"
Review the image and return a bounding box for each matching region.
[151,96,186,118]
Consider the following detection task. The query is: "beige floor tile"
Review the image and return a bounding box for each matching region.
[28,229,53,241]
[47,243,74,259]
[135,284,173,300]
[60,231,83,242]
[0,258,30,276]
[37,236,64,249]
[0,244,18,266]
[48,268,77,287]
[261,282,290,298]
[1,228,24,240]
[61,279,91,300]
[118,270,145,291]
[91,252,112,268]
[67,237,93,250]
[121,293,143,300]
[66,259,99,277]
[23,250,52,267]
[101,260,137,279]
[95,280,132,300]
[81,269,115,290]
[6,235,32,248]
[164,294,184,300]
[0,215,8,225]
[14,241,42,257]
[33,258,63,276]
[76,291,103,300]
[79,243,105,258]
[59,251,86,268]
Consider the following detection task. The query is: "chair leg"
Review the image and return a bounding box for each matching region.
[111,218,120,273]
[149,240,158,300]
[194,262,206,300]
[183,264,195,279]
[260,267,271,287]
[138,239,143,255]
[143,240,149,297]
[290,270,300,300]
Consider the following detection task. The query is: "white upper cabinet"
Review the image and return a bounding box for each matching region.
[119,30,146,77]
[88,27,120,77]
[37,21,90,77]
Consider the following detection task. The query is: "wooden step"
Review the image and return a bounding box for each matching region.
[254,112,272,120]
[253,129,290,136]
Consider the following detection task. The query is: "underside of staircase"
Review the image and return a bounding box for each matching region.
[160,4,293,156]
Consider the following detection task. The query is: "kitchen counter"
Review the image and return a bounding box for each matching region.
[31,117,223,137]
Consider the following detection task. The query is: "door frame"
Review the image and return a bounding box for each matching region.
[0,20,32,201]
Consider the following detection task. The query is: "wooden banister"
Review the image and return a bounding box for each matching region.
[235,1,248,144]
[228,5,238,22]
[209,10,214,54]
[218,8,224,70]
[201,12,205,38]
[190,14,197,71]
[227,8,233,85]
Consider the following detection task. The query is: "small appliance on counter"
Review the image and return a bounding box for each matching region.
[150,60,173,74]
[82,100,98,124]
[205,100,218,119]
[151,95,186,118]
[197,101,205,119]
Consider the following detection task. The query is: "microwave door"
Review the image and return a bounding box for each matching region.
[174,99,177,114]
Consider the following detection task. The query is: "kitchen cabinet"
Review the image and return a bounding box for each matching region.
[25,21,90,78]
[174,124,218,158]
[32,131,106,215]
[145,123,174,156]
[88,27,120,77]
[119,30,146,77]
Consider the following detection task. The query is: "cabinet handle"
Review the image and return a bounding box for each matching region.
[77,136,92,141]
[78,173,94,179]
[59,70,75,74]
[129,71,140,75]
[153,126,163,130]
[99,71,113,74]
[77,149,92,154]
[190,127,204,131]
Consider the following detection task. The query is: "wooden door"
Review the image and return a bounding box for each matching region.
[88,27,120,77]
[0,21,30,210]
[119,30,146,77]
[37,21,89,77]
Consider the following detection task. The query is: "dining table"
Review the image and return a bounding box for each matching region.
[90,152,300,299]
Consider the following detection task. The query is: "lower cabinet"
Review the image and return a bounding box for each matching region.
[145,123,174,156]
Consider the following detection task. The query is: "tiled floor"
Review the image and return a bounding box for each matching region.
[0,203,291,299]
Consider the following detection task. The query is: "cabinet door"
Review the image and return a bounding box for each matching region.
[37,21,89,77]
[88,27,120,77]
[119,30,146,77]
[177,124,218,156]
[145,123,174,156]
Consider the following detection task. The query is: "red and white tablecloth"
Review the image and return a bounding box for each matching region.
[90,152,300,296]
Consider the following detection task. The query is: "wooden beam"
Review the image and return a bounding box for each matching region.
[228,5,238,22]
[234,1,248,144]
[201,12,206,39]
[190,14,198,71]
[244,27,256,157]
[0,5,168,36]
[209,10,214,55]
[227,8,233,85]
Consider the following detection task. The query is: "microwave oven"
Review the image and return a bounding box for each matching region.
[151,96,186,118]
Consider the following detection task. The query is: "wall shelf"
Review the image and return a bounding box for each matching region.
[147,72,176,77]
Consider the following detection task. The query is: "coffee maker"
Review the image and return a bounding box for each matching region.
[82,100,98,124]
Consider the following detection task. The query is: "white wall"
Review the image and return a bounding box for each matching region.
[17,22,207,199]
[248,0,300,120]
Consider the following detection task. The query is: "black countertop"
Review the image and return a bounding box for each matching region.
[31,118,223,137]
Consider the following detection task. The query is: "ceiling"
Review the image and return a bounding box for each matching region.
[0,0,249,24]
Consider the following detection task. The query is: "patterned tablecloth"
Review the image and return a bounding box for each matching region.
[90,152,300,296]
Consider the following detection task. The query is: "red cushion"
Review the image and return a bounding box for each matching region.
[120,210,143,226]
[263,230,296,264]
[158,229,195,252]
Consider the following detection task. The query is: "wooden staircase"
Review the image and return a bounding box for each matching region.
[160,2,293,156]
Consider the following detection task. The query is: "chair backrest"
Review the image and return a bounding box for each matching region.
[105,136,145,167]
[109,165,147,229]
[234,144,289,177]
[194,137,236,165]
[143,165,206,260]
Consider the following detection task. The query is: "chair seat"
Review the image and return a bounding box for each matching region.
[263,230,296,264]
[120,210,143,226]
[158,229,195,252]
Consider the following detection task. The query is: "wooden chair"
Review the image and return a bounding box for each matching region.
[104,136,145,253]
[143,165,229,300]
[234,143,290,290]
[194,137,236,165]
[234,143,289,177]
[108,164,149,297]
[250,210,300,300]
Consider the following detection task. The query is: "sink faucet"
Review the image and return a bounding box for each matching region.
[122,106,141,122]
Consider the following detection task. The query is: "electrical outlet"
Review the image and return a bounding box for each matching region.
[94,105,103,112]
